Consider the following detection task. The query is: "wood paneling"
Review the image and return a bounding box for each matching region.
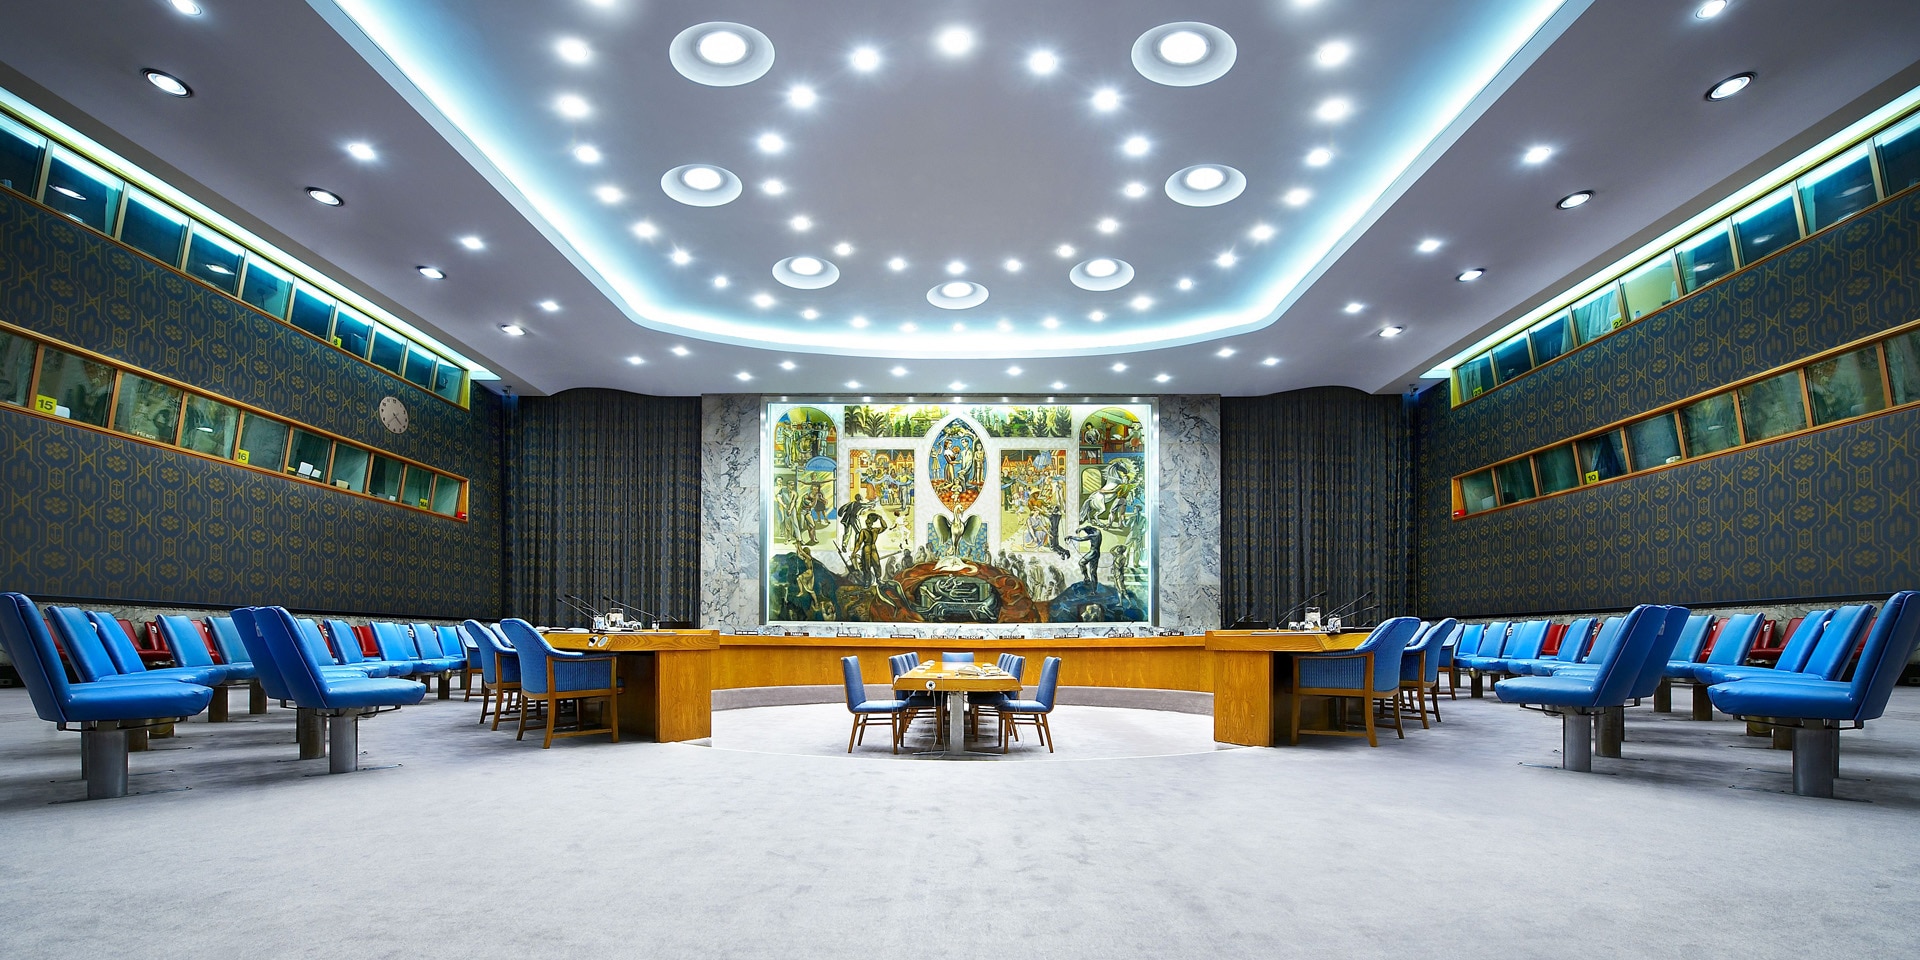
[1206,631,1369,746]
[1210,651,1273,747]
[546,630,716,742]
[713,635,1212,692]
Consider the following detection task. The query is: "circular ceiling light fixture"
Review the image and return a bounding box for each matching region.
[670,22,775,87]
[143,69,192,98]
[1696,0,1729,19]
[1706,72,1753,101]
[1070,257,1135,291]
[1027,50,1060,76]
[934,26,975,58]
[773,255,840,289]
[661,163,742,206]
[417,266,446,280]
[1456,268,1486,282]
[849,46,882,72]
[1132,22,1235,86]
[305,187,344,207]
[927,281,988,309]
[1165,163,1246,207]
[1557,190,1594,210]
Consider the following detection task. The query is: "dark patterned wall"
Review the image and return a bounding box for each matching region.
[507,388,700,626]
[1223,388,1413,626]
[1416,187,1920,616]
[0,188,504,617]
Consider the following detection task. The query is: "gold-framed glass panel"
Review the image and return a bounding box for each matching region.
[1736,371,1808,442]
[0,327,35,407]
[237,415,289,471]
[1805,346,1886,426]
[287,428,333,481]
[118,189,189,267]
[42,146,121,234]
[179,395,238,457]
[111,372,183,442]
[1679,392,1741,457]
[34,347,115,427]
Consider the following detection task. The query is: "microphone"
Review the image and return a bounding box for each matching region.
[1324,590,1373,622]
[1228,610,1270,630]
[556,594,598,623]
[605,595,663,629]
[1276,591,1326,625]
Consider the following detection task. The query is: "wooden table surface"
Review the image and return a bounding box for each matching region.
[891,662,1023,692]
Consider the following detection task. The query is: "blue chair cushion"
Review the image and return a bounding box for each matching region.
[1296,656,1367,691]
[308,676,430,710]
[1694,664,1804,686]
[62,679,212,723]
[851,699,908,713]
[999,698,1052,713]
[1492,675,1600,708]
[1706,678,1859,721]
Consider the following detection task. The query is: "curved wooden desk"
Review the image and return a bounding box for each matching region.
[544,630,718,742]
[1207,630,1368,746]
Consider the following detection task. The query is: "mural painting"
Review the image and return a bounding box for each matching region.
[765,401,1154,625]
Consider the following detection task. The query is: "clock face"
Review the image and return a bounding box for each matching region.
[378,396,409,434]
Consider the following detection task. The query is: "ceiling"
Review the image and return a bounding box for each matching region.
[0,1,1917,398]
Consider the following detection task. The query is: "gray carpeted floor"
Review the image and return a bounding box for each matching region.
[2,683,1917,959]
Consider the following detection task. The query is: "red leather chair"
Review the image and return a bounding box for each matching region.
[1541,622,1568,657]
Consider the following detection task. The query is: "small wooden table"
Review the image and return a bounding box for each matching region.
[892,661,1022,757]
[542,629,718,742]
[1207,630,1369,746]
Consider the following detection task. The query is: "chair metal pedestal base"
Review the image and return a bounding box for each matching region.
[1692,684,1714,721]
[1596,706,1624,758]
[82,728,130,799]
[296,708,326,760]
[327,711,359,774]
[208,686,229,723]
[1791,725,1840,798]
[1562,711,1593,772]
[249,681,268,714]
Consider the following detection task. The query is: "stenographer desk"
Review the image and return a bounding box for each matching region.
[543,629,718,742]
[1207,629,1368,746]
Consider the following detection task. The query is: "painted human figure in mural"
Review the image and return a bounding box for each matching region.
[838,493,872,551]
[852,511,889,584]
[1068,522,1102,586]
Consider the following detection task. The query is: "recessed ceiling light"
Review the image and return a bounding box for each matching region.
[417,266,445,280]
[1056,244,1076,258]
[888,257,907,271]
[779,360,796,370]
[633,221,658,239]
[671,345,690,356]
[734,371,752,381]
[787,85,818,109]
[1378,325,1405,338]
[1249,223,1275,241]
[554,93,591,119]
[1305,147,1334,167]
[1315,97,1353,122]
[1006,365,1023,376]
[167,0,203,14]
[1091,88,1121,112]
[753,293,776,308]
[538,300,560,312]
[1090,310,1107,322]
[1262,357,1280,366]
[1456,268,1485,282]
[1130,295,1154,310]
[459,235,485,251]
[845,380,861,389]
[850,46,882,72]
[756,132,786,154]
[1111,362,1128,372]
[1028,50,1060,75]
[1182,167,1226,192]
[1282,188,1311,207]
[1050,382,1065,391]
[1416,238,1443,253]
[1314,40,1352,67]
[1122,135,1151,157]
[891,366,908,376]
[1004,258,1023,272]
[946,260,967,276]
[833,242,853,256]
[935,26,975,57]
[1122,181,1148,198]
[1523,145,1553,164]
[789,256,823,276]
[1042,316,1059,329]
[852,316,871,328]
[555,37,592,64]
[627,355,644,365]
[759,179,787,197]
[1215,251,1237,268]
[948,380,967,391]
[1178,277,1194,290]
[1343,301,1365,314]
[1696,0,1729,19]
[500,323,524,336]
[1154,373,1171,383]
[862,396,873,402]
[143,69,192,98]
[669,248,692,265]
[1216,347,1236,357]
[713,275,730,288]
[997,319,1013,332]
[1706,72,1754,101]
[345,142,377,161]
[801,308,820,319]
[940,281,973,298]
[571,144,603,164]
[1156,30,1209,66]
[1557,190,1594,210]
[680,166,724,192]
[305,187,344,207]
[789,215,813,232]
[1097,218,1119,234]
[594,185,625,204]
[697,30,750,66]
[1086,259,1118,278]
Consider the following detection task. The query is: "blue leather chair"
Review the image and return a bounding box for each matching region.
[1,593,212,799]
[231,608,380,760]
[1399,618,1458,728]
[1656,615,1717,687]
[1504,617,1597,677]
[889,653,937,725]
[1708,592,1920,798]
[997,655,1062,753]
[410,621,467,698]
[46,608,225,690]
[941,651,975,664]
[969,653,1027,739]
[1696,606,1870,687]
[249,606,427,773]
[369,621,431,677]
[1442,622,1484,696]
[499,619,620,748]
[1459,620,1511,696]
[1494,605,1686,771]
[464,620,525,730]
[320,619,407,678]
[1292,617,1422,747]
[1530,615,1626,677]
[206,615,270,716]
[441,625,481,700]
[1670,613,1763,719]
[1479,620,1551,680]
[155,614,253,722]
[840,655,907,753]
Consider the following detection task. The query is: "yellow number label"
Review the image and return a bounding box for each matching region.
[33,395,56,414]
[1584,470,1600,484]
[235,449,251,465]
[331,336,343,348]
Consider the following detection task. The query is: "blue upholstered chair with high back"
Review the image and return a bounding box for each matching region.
[1709,592,1920,798]
[1,593,213,800]
[941,651,974,664]
[155,614,252,722]
[464,620,525,729]
[498,619,620,748]
[1670,612,1764,719]
[968,652,1026,739]
[1442,622,1484,696]
[1494,605,1686,772]
[440,625,481,699]
[57,609,227,689]
[1695,608,1863,687]
[410,621,466,698]
[369,622,430,677]
[841,655,907,753]
[1292,617,1422,746]
[249,606,426,774]
[1505,617,1597,677]
[997,655,1061,753]
[321,619,405,678]
[889,653,937,725]
[1399,618,1458,728]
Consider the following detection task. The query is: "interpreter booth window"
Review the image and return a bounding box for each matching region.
[1798,146,1877,233]
[1732,189,1800,264]
[1577,432,1627,483]
[1491,335,1533,382]
[1889,329,1920,406]
[34,347,114,426]
[1625,414,1683,470]
[1493,459,1535,504]
[368,455,405,501]
[0,113,44,195]
[331,308,374,359]
[328,443,370,493]
[1458,471,1497,515]
[1533,444,1580,495]
[1877,112,1920,195]
[1620,258,1679,322]
[119,190,188,267]
[289,285,336,341]
[401,465,434,508]
[0,329,34,407]
[431,362,464,403]
[369,329,407,376]
[1805,346,1886,426]
[183,225,244,295]
[430,475,461,516]
[1675,225,1736,293]
[1569,287,1621,344]
[1737,372,1808,442]
[1528,313,1574,366]
[402,348,436,388]
[1680,393,1740,457]
[41,148,121,234]
[237,416,288,471]
[239,258,294,319]
[179,395,238,457]
[286,428,333,482]
[112,373,183,442]
[1457,355,1494,398]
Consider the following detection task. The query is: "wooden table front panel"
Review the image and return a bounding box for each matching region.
[545,631,717,743]
[713,635,1211,692]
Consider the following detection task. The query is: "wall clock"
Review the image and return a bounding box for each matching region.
[378,395,409,434]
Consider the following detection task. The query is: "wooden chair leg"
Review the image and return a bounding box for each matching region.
[515,695,532,740]
[608,692,620,744]
[847,716,859,753]
[543,697,560,748]
[1363,696,1378,747]
[1430,683,1443,723]
[1288,690,1303,746]
[1039,713,1053,752]
[1391,693,1405,739]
